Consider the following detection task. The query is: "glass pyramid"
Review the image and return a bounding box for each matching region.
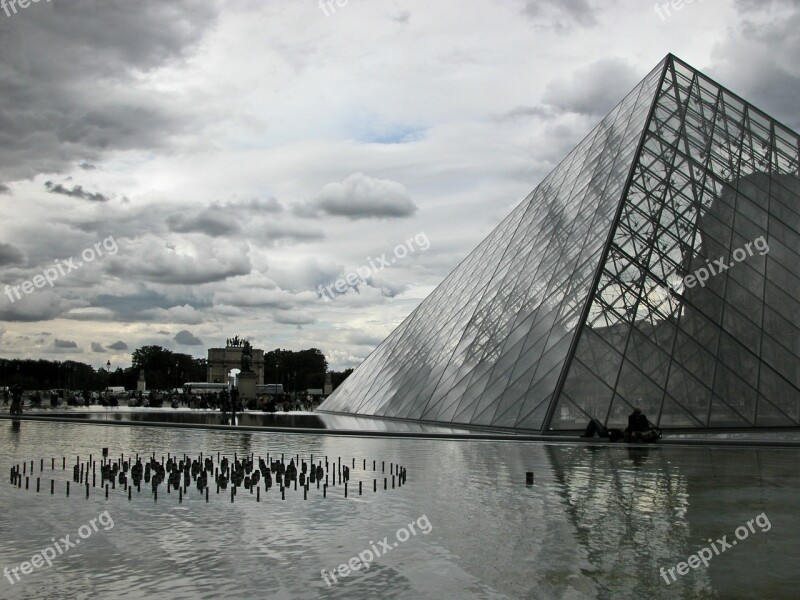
[320,54,800,432]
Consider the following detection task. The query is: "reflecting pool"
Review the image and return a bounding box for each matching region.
[1,420,798,599]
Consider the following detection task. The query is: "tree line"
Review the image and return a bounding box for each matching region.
[0,346,353,392]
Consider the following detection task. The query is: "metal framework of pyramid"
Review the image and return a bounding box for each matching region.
[320,54,800,431]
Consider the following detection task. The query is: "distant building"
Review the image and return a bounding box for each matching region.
[207,340,265,385]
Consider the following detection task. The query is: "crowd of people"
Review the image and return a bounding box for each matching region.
[2,386,322,414]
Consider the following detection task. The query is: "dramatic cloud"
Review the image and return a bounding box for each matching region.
[0,0,222,183]
[542,58,640,117]
[0,291,82,322]
[1,0,798,370]
[54,338,78,348]
[107,340,128,350]
[167,209,241,237]
[708,3,800,129]
[521,0,600,28]
[174,329,203,345]
[0,242,26,267]
[105,238,252,285]
[44,181,108,202]
[299,173,417,220]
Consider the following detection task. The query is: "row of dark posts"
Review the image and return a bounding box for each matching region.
[7,450,409,504]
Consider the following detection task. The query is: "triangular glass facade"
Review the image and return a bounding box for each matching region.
[320,55,800,431]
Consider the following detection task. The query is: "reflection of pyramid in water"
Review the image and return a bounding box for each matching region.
[320,54,800,431]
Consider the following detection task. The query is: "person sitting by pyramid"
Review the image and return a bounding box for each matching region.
[624,407,660,443]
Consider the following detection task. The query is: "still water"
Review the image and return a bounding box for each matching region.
[0,420,797,599]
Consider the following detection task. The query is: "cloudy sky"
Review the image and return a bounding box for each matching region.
[0,0,798,371]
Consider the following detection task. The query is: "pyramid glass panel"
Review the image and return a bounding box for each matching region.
[320,55,800,432]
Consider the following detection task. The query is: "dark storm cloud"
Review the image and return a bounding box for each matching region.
[297,173,417,220]
[541,57,639,117]
[709,7,800,130]
[0,292,80,322]
[89,288,210,323]
[54,339,78,348]
[365,276,408,298]
[0,242,26,266]
[45,181,109,202]
[91,342,105,353]
[165,199,294,238]
[174,330,202,345]
[0,0,221,183]
[521,0,599,28]
[107,340,128,351]
[167,209,242,237]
